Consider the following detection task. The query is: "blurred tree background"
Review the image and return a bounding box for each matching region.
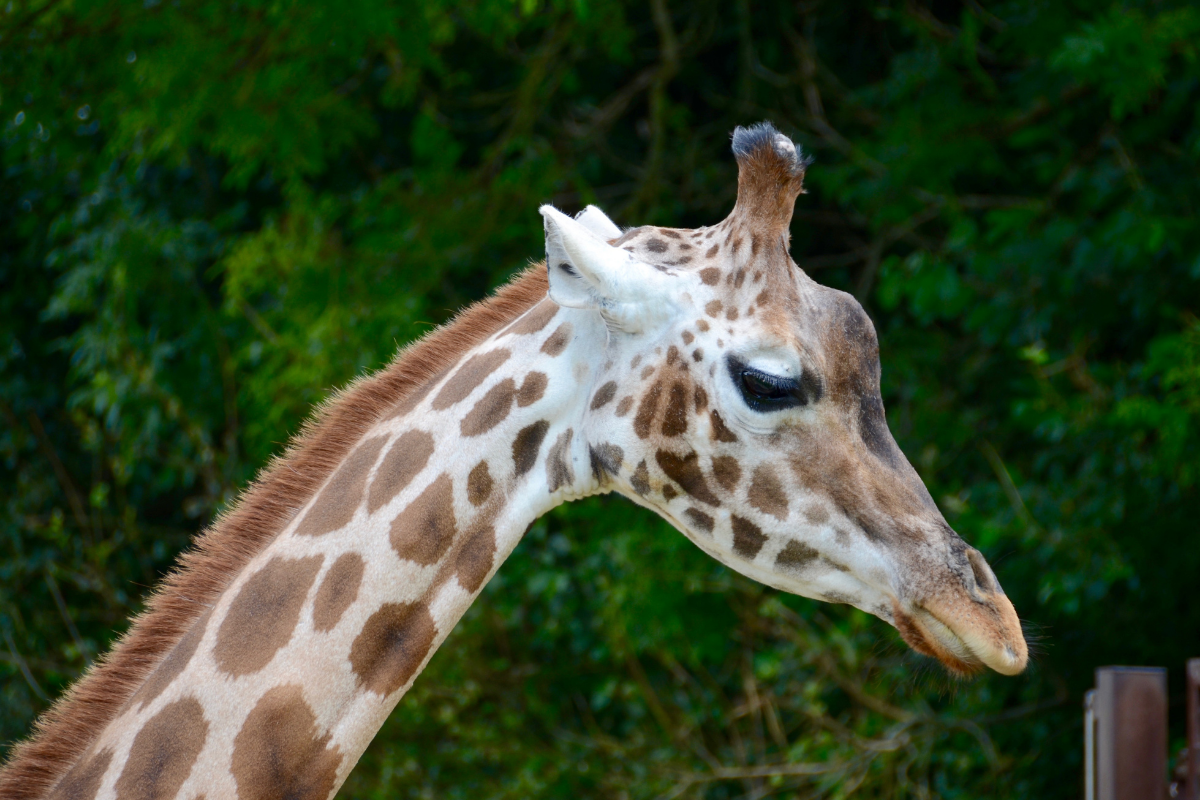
[2,0,1199,796]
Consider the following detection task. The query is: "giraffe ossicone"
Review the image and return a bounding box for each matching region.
[3,121,1027,800]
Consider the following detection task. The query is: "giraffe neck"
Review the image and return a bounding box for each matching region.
[47,296,607,800]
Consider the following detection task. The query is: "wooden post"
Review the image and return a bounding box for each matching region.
[1187,659,1200,800]
[1094,666,1167,800]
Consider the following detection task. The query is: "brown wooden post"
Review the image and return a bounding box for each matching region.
[1094,666,1167,800]
[1186,659,1200,800]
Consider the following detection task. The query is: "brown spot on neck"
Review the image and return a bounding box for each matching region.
[776,540,819,573]
[500,297,558,337]
[467,461,493,506]
[349,602,437,696]
[683,508,714,535]
[512,420,550,476]
[460,378,516,437]
[630,460,651,496]
[589,443,624,481]
[312,553,364,632]
[390,474,456,565]
[456,523,497,593]
[214,555,324,676]
[615,396,634,416]
[114,698,208,800]
[540,322,573,356]
[590,380,618,410]
[546,428,575,492]
[294,436,388,537]
[47,749,112,800]
[368,430,435,513]
[231,685,343,800]
[131,609,212,709]
[431,349,511,410]
[731,516,767,559]
[517,372,548,407]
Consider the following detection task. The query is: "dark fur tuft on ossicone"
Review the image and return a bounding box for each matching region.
[728,121,811,232]
[0,266,550,800]
[731,121,812,177]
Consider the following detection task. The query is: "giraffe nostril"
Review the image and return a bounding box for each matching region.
[966,548,998,595]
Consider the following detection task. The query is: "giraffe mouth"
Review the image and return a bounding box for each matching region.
[891,600,1026,676]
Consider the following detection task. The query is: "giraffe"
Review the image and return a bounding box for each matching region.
[1,122,1027,800]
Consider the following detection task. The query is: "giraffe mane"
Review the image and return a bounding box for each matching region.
[0,265,550,799]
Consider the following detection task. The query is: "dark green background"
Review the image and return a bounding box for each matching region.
[2,0,1198,796]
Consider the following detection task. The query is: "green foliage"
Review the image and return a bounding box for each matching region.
[2,0,1199,797]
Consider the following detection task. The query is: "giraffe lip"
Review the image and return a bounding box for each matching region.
[892,601,985,676]
[893,601,1027,677]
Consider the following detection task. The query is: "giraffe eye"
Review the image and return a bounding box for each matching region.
[729,356,821,412]
[741,371,790,401]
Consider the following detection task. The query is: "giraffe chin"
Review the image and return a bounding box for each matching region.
[891,600,1026,677]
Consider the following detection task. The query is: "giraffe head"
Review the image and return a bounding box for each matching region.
[541,123,1027,676]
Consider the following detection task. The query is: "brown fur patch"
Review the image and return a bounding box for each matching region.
[615,396,634,417]
[709,410,739,443]
[692,348,704,362]
[693,386,708,411]
[705,300,722,317]
[214,555,323,676]
[231,685,343,800]
[390,474,456,565]
[517,372,548,407]
[46,750,111,800]
[431,349,511,410]
[540,322,573,356]
[114,698,207,800]
[546,429,575,492]
[683,508,714,535]
[368,430,435,513]
[460,378,517,437]
[294,436,388,536]
[804,505,831,525]
[456,525,496,594]
[0,267,548,799]
[775,541,819,573]
[655,450,720,506]
[467,461,493,506]
[662,485,678,501]
[697,319,710,332]
[312,553,364,633]
[130,609,211,709]
[350,602,437,695]
[499,297,558,337]
[590,380,617,410]
[731,516,767,559]
[681,331,694,345]
[661,383,689,437]
[712,455,741,492]
[748,466,789,520]
[645,237,668,253]
[512,420,550,477]
[589,443,623,481]
[630,460,651,496]
[634,382,663,439]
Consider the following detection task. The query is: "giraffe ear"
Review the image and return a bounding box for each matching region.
[540,204,674,332]
[573,205,622,240]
